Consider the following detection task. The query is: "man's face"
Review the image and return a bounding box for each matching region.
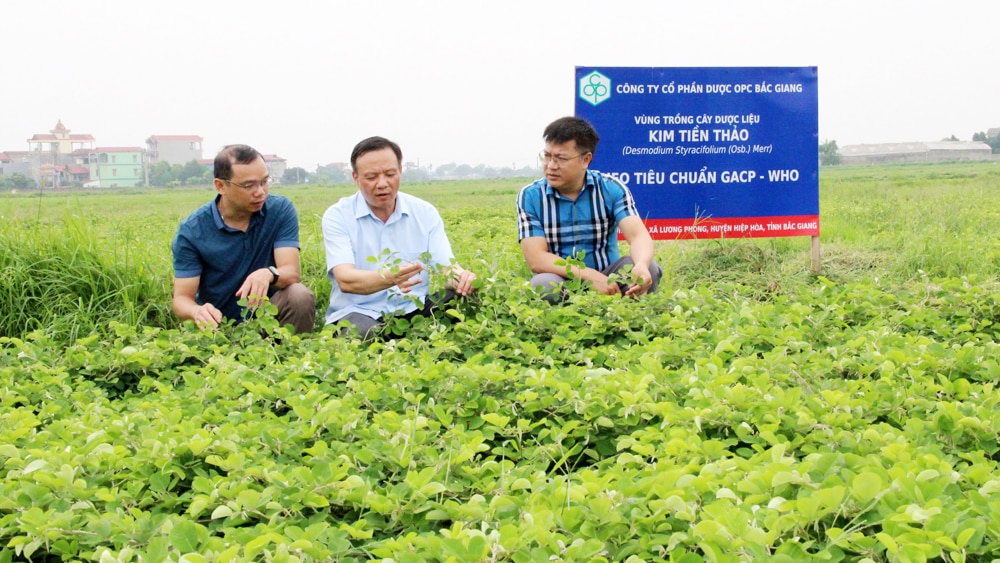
[216,156,270,212]
[542,140,592,193]
[353,147,401,217]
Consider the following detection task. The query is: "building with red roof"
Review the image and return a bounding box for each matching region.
[27,119,96,154]
[0,120,101,187]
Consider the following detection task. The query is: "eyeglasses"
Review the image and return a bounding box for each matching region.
[538,151,586,166]
[224,177,270,191]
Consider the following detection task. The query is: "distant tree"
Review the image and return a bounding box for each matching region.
[315,164,348,184]
[941,134,959,142]
[819,139,840,166]
[434,163,457,177]
[402,168,431,183]
[178,160,208,184]
[974,131,1000,153]
[149,162,177,187]
[0,173,36,190]
[185,170,212,186]
[282,167,310,185]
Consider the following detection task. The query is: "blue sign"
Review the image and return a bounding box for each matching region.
[576,67,819,239]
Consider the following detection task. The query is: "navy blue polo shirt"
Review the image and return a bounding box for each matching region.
[171,194,300,323]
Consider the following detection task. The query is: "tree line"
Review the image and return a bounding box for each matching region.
[0,173,35,190]
[972,131,1000,153]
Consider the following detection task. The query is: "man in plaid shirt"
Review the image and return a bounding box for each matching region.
[517,116,662,301]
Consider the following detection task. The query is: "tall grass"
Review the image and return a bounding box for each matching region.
[0,214,173,341]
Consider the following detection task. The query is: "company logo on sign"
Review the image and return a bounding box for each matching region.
[579,71,611,106]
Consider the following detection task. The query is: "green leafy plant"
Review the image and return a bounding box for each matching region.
[3,164,1000,560]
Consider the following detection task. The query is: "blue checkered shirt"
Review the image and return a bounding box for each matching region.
[516,170,639,271]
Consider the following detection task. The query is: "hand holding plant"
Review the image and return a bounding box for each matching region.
[445,264,477,296]
[623,263,653,298]
[192,302,223,329]
[235,267,276,309]
[368,249,425,293]
[591,272,623,296]
[555,251,619,295]
[379,262,424,293]
[607,264,652,298]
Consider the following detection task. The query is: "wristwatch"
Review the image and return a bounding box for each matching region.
[268,266,280,285]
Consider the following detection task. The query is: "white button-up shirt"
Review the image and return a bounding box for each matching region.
[321,191,455,324]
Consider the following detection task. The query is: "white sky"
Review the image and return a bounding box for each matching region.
[1,0,996,171]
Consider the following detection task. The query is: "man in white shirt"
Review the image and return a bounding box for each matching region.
[321,136,476,338]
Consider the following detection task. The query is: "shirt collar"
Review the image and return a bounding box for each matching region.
[354,191,409,223]
[212,194,266,230]
[211,194,226,229]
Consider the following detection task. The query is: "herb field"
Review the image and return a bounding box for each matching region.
[2,162,1000,562]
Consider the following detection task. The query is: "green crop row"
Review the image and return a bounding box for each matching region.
[2,162,1000,561]
[2,269,1000,561]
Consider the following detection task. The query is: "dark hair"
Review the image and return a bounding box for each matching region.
[350,136,402,172]
[543,116,600,155]
[214,144,262,180]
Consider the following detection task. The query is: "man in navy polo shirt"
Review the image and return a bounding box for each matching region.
[517,116,662,301]
[171,144,315,333]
